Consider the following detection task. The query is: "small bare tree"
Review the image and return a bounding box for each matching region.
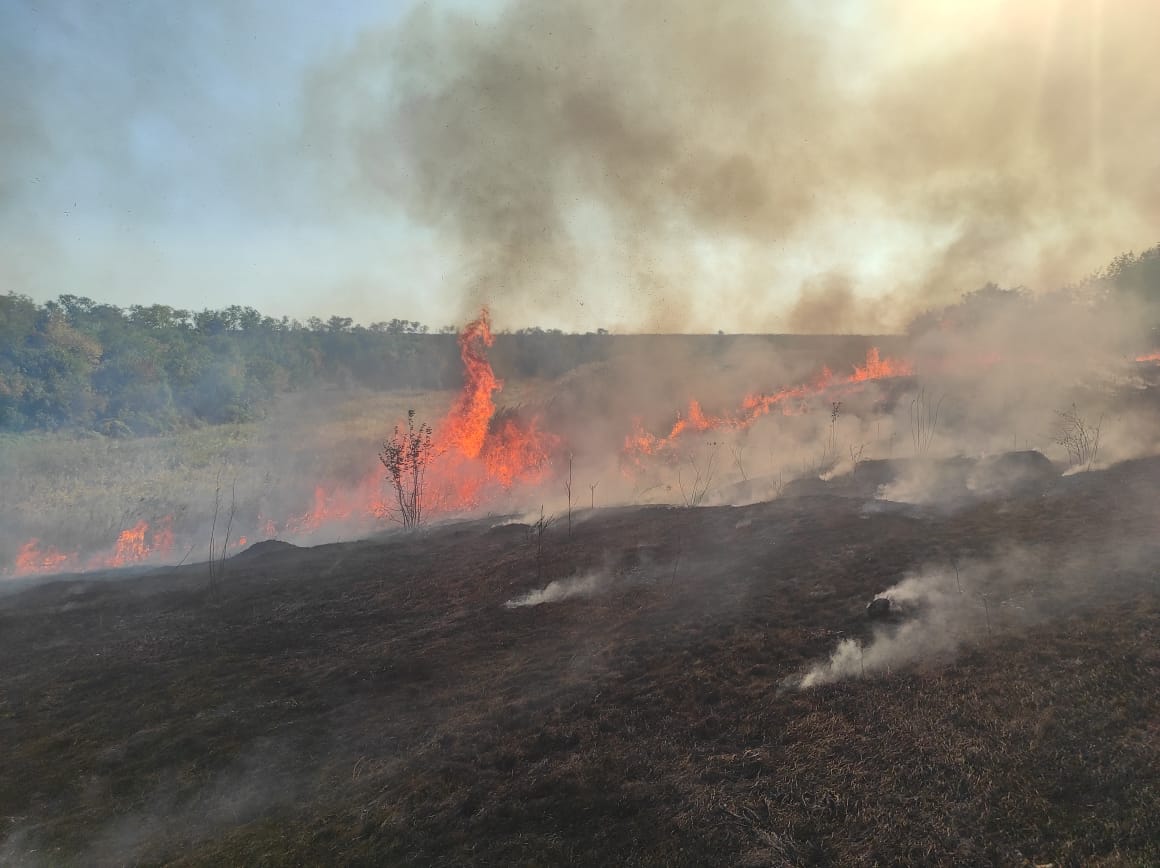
[849,442,866,475]
[208,474,237,602]
[380,410,434,528]
[677,444,719,507]
[530,505,556,580]
[564,452,574,537]
[730,444,748,481]
[910,388,943,456]
[1053,404,1102,470]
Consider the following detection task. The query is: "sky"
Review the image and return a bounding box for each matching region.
[1,0,1157,333]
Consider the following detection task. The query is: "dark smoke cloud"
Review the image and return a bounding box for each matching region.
[309,0,1160,331]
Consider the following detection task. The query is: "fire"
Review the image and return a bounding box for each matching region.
[848,347,913,382]
[431,310,560,489]
[411,308,561,509]
[245,309,560,535]
[13,539,75,576]
[281,479,390,536]
[480,412,559,488]
[440,310,501,459]
[99,517,176,569]
[6,516,178,578]
[11,324,1160,580]
[0,319,901,577]
[110,520,148,566]
[626,347,913,460]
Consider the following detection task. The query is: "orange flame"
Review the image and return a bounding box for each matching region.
[13,539,75,575]
[110,520,148,566]
[7,516,179,578]
[440,310,500,458]
[419,308,561,508]
[6,332,912,577]
[258,309,561,534]
[98,517,176,569]
[626,347,913,460]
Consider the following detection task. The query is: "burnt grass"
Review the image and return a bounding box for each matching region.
[2,458,1160,866]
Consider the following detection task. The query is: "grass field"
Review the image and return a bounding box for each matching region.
[0,388,471,572]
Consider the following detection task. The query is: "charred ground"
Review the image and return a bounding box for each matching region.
[2,455,1160,866]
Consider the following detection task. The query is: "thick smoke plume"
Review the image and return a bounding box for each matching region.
[311,0,1160,331]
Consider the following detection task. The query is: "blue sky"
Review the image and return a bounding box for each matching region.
[2,1,1156,333]
[1,1,461,325]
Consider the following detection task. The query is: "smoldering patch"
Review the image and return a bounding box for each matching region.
[503,571,606,608]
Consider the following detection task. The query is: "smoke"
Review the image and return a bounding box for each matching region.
[5,1,1157,329]
[0,736,304,868]
[504,571,604,608]
[798,564,980,689]
[310,0,1160,331]
[796,532,1159,689]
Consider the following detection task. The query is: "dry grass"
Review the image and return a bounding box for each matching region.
[0,388,460,568]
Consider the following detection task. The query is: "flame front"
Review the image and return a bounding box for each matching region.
[625,347,913,461]
[9,517,178,577]
[4,328,914,578]
[14,540,73,575]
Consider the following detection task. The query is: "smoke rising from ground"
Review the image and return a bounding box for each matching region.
[311,0,1160,331]
[797,525,1160,690]
[799,560,1000,689]
[504,571,605,608]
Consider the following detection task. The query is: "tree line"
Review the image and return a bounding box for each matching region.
[0,297,464,433]
[1,243,1156,435]
[0,296,614,434]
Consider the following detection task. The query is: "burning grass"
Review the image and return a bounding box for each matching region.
[0,311,569,578]
[0,389,452,576]
[6,307,1160,584]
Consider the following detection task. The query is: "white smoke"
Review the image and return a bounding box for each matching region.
[503,571,605,608]
[796,551,1045,689]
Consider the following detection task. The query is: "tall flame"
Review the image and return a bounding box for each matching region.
[440,310,501,459]
[426,308,560,508]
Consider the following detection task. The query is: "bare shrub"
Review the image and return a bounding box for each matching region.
[677,444,719,507]
[207,474,236,602]
[910,388,943,456]
[1053,404,1102,470]
[379,409,434,528]
[529,505,556,580]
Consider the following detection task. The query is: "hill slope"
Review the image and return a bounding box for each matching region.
[2,457,1159,866]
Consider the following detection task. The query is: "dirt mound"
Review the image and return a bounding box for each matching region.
[231,539,300,561]
[969,450,1058,496]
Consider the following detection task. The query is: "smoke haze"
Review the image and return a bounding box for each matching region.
[309,0,1160,331]
[2,1,1156,330]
